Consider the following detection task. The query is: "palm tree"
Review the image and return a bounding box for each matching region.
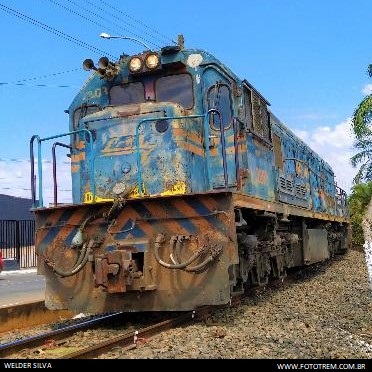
[350,65,372,251]
[351,64,372,183]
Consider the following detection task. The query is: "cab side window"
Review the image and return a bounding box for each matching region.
[207,83,232,130]
[242,87,253,131]
[73,105,101,130]
[242,86,270,141]
[252,91,271,141]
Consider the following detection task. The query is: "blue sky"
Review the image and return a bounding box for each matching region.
[0,0,371,204]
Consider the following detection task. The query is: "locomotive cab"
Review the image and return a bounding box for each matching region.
[71,50,201,202]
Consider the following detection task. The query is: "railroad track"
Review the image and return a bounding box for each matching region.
[0,312,124,358]
[58,309,211,359]
[0,305,228,359]
[0,260,333,359]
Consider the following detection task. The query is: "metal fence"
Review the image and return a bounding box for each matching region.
[0,220,36,268]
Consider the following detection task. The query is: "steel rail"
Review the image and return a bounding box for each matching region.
[59,308,211,359]
[0,312,123,358]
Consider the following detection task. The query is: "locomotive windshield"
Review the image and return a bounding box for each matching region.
[110,82,145,105]
[155,74,193,108]
[109,73,193,108]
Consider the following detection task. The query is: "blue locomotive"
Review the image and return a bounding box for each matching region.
[30,35,350,313]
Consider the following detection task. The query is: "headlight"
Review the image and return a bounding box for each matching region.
[128,56,143,73]
[145,53,160,69]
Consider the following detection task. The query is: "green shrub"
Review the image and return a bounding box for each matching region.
[348,182,372,247]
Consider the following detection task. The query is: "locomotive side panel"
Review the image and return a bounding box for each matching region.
[270,114,347,217]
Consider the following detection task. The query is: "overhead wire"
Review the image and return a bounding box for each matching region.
[0,0,177,85]
[0,68,81,88]
[0,158,71,165]
[49,0,162,49]
[0,2,116,59]
[90,0,176,45]
[44,0,134,47]
[0,82,76,88]
[5,68,81,83]
[0,187,71,192]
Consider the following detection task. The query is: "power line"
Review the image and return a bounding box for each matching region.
[0,68,82,88]
[0,82,76,88]
[0,175,70,181]
[0,1,177,89]
[59,0,163,49]
[7,68,81,84]
[0,2,115,59]
[44,0,134,47]
[93,0,176,45]
[0,187,72,193]
[0,158,71,165]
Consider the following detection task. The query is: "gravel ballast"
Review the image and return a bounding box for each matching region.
[2,248,372,360]
[106,249,372,359]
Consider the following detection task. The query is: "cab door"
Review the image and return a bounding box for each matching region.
[202,67,237,189]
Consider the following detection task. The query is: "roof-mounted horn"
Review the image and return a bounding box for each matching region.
[82,57,120,81]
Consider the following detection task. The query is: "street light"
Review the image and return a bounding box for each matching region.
[100,33,151,51]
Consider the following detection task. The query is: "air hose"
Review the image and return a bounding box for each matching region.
[153,233,221,273]
[45,242,90,278]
